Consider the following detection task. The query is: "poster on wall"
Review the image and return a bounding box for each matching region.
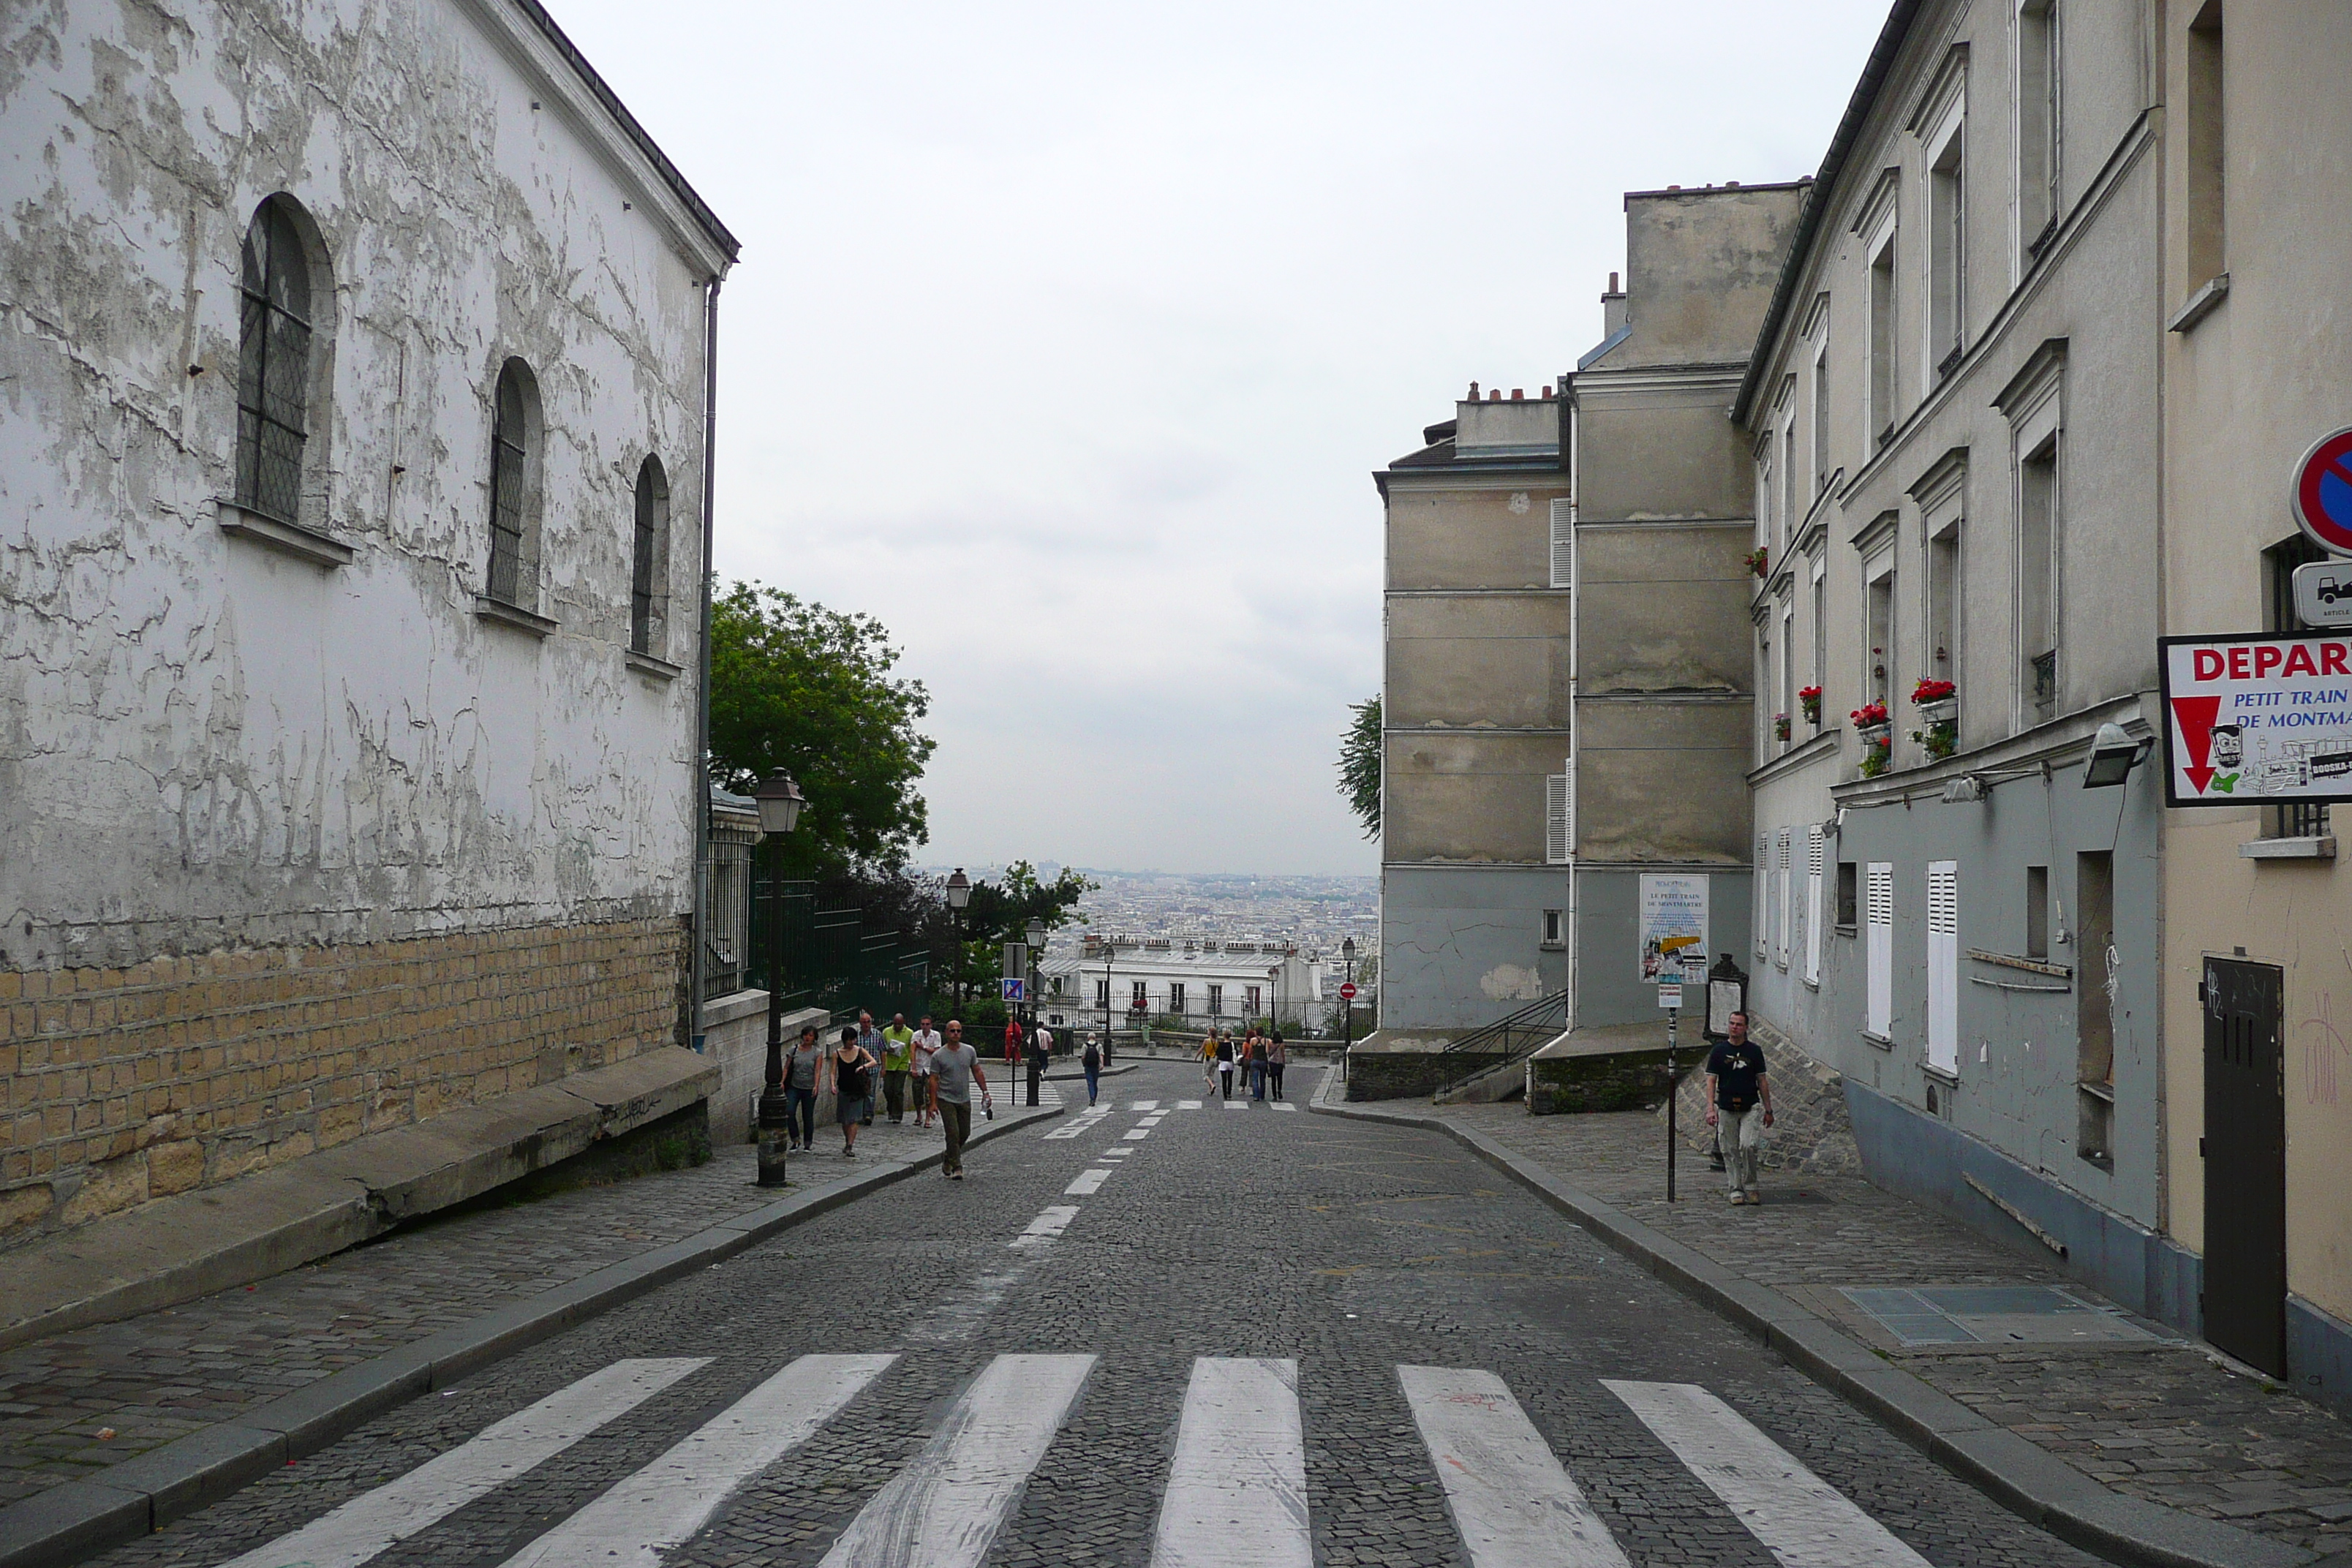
[2158,633,2352,808]
[1637,873,1709,984]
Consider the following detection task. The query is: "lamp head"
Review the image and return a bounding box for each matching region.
[944,868,970,910]
[2083,723,2150,788]
[1026,918,1048,949]
[1341,936,1357,961]
[753,772,806,835]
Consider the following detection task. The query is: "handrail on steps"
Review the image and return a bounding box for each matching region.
[1432,988,1569,1099]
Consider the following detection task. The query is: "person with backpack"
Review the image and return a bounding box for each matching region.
[1081,1033,1104,1107]
[1267,1031,1288,1101]
[832,1025,877,1158]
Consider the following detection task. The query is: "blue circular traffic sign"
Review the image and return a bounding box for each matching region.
[2292,426,2352,555]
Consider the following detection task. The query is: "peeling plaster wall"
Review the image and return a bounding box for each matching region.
[0,0,720,970]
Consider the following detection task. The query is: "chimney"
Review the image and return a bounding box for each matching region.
[1467,380,1480,401]
[1602,270,1628,339]
[1541,384,1554,399]
[1488,388,1501,401]
[1510,388,1524,402]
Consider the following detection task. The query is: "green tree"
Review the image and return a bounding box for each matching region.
[707,582,935,880]
[1337,693,1381,839]
[943,860,1098,1004]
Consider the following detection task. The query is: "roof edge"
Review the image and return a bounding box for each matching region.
[510,0,742,264]
[1732,0,1923,425]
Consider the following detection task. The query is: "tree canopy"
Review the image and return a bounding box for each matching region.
[707,582,935,881]
[1338,693,1380,839]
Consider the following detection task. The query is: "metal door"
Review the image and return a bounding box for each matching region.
[2204,957,2287,1375]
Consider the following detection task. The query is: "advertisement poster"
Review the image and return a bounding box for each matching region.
[2158,633,2352,808]
[1637,873,1709,983]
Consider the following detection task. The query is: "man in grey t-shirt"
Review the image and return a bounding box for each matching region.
[931,1019,990,1180]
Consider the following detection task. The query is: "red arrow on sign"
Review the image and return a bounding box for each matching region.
[2171,693,2223,794]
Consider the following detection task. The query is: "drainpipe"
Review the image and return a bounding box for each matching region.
[1563,372,1580,1036]
[689,274,723,1052]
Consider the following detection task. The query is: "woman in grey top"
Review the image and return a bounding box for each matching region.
[784,1025,824,1152]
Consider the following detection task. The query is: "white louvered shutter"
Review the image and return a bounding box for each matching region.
[1550,499,1575,589]
[1545,773,1570,864]
[1776,829,1793,969]
[1866,862,1894,1039]
[1927,860,1959,1075]
[1803,826,1826,986]
[1754,835,1770,957]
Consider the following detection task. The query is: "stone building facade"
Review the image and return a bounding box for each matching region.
[0,0,736,1245]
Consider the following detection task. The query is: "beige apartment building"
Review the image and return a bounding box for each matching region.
[1734,0,2352,1406]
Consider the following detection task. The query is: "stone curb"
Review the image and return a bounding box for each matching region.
[1306,1068,2308,1568]
[0,1102,1062,1568]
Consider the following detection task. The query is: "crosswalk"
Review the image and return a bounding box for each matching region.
[214,1355,1940,1568]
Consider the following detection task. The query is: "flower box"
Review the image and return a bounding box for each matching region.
[1917,697,1957,723]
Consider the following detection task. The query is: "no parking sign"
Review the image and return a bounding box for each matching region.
[2293,427,2352,556]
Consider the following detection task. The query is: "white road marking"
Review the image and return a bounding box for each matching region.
[1131,1100,1161,1111]
[1603,1380,1933,1567]
[818,1354,1095,1568]
[1398,1365,1629,1567]
[1101,1147,1134,1158]
[1270,1102,1297,1112]
[1123,1127,1153,1139]
[1224,1099,1249,1110]
[1044,1107,1112,1139]
[1150,1357,1311,1568]
[1065,1168,1114,1195]
[221,1358,707,1568]
[1009,1205,1080,1247]
[500,1354,894,1568]
[1177,1099,1204,1109]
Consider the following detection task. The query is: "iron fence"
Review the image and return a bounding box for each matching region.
[747,878,934,1026]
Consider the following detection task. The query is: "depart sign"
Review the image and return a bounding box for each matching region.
[2158,632,2352,807]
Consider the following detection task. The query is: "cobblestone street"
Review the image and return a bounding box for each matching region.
[1424,1097,2352,1559]
[54,1063,2100,1568]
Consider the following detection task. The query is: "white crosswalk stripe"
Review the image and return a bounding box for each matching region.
[1178,1099,1204,1109]
[1604,1379,1933,1567]
[500,1354,894,1568]
[1010,1205,1079,1246]
[1150,1357,1311,1568]
[221,1357,706,1568]
[1224,1098,1248,1110]
[1270,1101,1297,1112]
[231,1354,1946,1568]
[818,1353,1096,1568]
[1399,1365,1629,1567]
[1066,1167,1114,1195]
[1131,1100,1161,1110]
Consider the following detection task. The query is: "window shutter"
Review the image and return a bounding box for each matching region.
[1803,826,1826,986]
[1927,860,1959,1075]
[1866,862,1894,1039]
[1754,835,1771,956]
[1550,499,1575,589]
[1545,774,1571,864]
[1776,829,1793,968]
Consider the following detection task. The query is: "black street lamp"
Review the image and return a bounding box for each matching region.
[753,772,807,1188]
[1025,916,1047,1041]
[944,869,971,1006]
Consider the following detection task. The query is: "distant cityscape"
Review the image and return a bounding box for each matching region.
[916,867,1377,962]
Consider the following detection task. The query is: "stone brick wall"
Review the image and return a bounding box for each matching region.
[0,917,687,1246]
[1529,1047,1674,1115]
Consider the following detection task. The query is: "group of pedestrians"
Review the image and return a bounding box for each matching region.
[775,1008,995,1180]
[1199,1027,1286,1101]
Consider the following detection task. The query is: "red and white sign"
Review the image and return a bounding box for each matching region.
[1337,982,1357,1000]
[2293,426,2352,555]
[2158,632,2352,807]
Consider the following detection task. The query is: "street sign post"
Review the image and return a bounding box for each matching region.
[2158,631,2352,807]
[2292,426,2352,556]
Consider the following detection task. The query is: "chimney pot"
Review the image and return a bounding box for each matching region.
[1511,388,1524,401]
[1609,271,1621,293]
[1542,384,1554,399]
[1667,184,1681,191]
[1468,380,1480,400]
[1725,180,1740,187]
[1488,388,1501,401]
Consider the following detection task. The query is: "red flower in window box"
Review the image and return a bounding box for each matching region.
[1798,685,1823,725]
[1849,701,1890,728]
[1910,678,1956,706]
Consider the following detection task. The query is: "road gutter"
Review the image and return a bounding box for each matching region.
[1308,1067,2310,1568]
[0,1103,1062,1568]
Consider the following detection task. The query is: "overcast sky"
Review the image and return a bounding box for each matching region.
[554,0,1889,877]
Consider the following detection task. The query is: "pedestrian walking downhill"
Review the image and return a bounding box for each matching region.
[1082,1033,1103,1106]
[784,1024,824,1151]
[881,1012,915,1124]
[1704,1011,1775,1205]
[910,1014,943,1128]
[854,1011,885,1126]
[932,1019,990,1180]
[832,1025,878,1157]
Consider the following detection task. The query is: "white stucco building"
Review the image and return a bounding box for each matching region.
[0,0,736,1248]
[1040,938,1328,1034]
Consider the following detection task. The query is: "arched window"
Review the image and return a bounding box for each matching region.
[486,361,538,606]
[235,200,314,521]
[631,454,669,654]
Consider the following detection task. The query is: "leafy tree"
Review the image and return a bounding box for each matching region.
[943,860,1097,1003]
[1337,694,1381,839]
[707,582,935,881]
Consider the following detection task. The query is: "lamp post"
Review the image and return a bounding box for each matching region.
[1101,938,1115,1061]
[945,868,971,1006]
[1026,917,1047,1044]
[752,772,806,1188]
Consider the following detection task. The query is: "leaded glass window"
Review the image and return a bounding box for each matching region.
[235,203,312,521]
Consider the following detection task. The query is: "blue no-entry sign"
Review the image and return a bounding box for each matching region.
[2293,427,2352,555]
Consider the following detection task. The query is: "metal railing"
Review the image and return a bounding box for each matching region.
[747,879,933,1027]
[1433,988,1570,1100]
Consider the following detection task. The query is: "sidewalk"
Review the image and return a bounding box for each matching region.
[0,1104,1036,1560]
[1317,1074,2352,1568]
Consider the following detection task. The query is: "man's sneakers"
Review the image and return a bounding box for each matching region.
[1727,1188,1764,1207]
[1729,1190,1747,1205]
